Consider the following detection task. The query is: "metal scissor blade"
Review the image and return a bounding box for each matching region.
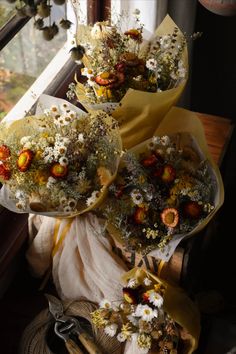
[45,293,64,319]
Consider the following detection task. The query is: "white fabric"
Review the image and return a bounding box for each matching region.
[26,213,150,353]
[27,213,127,302]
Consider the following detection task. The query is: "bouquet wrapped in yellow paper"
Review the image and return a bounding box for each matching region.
[91,267,200,353]
[100,107,224,262]
[0,95,122,217]
[69,13,189,149]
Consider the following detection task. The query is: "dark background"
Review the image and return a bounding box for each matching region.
[191,2,236,121]
[190,3,236,353]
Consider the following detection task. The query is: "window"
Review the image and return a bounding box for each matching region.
[0,0,89,121]
[0,1,16,29]
[0,0,111,283]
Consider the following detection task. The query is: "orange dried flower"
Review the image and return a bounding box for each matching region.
[0,164,11,180]
[161,207,179,228]
[50,163,68,178]
[0,145,11,160]
[134,206,147,224]
[17,149,34,172]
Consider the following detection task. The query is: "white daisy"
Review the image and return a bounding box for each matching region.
[59,156,68,166]
[160,34,172,50]
[20,136,31,146]
[130,189,143,205]
[127,278,137,288]
[134,304,157,322]
[78,133,84,143]
[50,105,59,114]
[160,135,170,146]
[104,323,118,337]
[46,176,57,188]
[86,190,100,206]
[148,291,163,308]
[15,190,25,200]
[143,277,152,286]
[152,136,161,145]
[99,299,112,309]
[146,58,157,71]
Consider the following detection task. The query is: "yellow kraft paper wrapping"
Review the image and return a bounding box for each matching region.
[122,267,201,354]
[104,107,224,261]
[75,15,188,150]
[154,106,224,226]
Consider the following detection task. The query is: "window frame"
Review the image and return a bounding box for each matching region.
[0,0,111,287]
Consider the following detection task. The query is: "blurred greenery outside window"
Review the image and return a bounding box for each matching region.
[0,1,16,28]
[0,0,80,121]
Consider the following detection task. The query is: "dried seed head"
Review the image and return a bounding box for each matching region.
[60,19,72,29]
[25,5,37,17]
[37,3,51,18]
[42,26,54,41]
[70,45,85,61]
[34,18,44,30]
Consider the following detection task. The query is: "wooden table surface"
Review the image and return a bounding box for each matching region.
[159,112,234,285]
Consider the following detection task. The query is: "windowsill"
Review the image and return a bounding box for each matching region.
[3,43,74,123]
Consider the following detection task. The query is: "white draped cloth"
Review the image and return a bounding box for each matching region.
[27,213,127,302]
[26,213,149,353]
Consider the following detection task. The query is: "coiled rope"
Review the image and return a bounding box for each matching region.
[19,300,122,354]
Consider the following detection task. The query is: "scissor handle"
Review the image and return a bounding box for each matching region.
[65,338,84,354]
[78,332,103,354]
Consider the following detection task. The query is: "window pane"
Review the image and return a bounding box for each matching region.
[0,1,16,29]
[0,10,67,120]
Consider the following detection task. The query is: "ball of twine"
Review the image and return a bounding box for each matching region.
[19,300,122,354]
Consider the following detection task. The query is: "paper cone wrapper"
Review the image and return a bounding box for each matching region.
[122,267,201,354]
[76,15,188,149]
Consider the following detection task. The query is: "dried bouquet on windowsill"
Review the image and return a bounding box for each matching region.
[68,11,188,106]
[66,12,193,149]
[99,132,219,260]
[0,95,122,217]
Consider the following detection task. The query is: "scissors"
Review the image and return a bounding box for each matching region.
[45,294,103,354]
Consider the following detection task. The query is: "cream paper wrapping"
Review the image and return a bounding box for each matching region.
[27,215,200,354]
[106,107,224,261]
[75,15,188,149]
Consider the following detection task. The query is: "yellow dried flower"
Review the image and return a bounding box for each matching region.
[34,170,49,185]
[121,323,133,339]
[137,333,152,349]
[91,310,109,328]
